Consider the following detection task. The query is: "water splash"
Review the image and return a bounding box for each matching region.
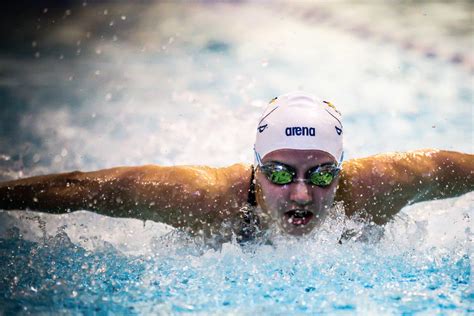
[0,193,472,314]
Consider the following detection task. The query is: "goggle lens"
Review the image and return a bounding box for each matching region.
[309,171,334,186]
[260,163,339,187]
[269,170,293,184]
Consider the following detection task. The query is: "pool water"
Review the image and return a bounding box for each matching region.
[1,195,472,314]
[0,1,472,314]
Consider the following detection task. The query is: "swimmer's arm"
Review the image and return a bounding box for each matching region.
[0,164,252,229]
[336,149,474,224]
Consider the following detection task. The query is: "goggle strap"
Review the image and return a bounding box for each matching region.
[254,147,263,167]
[337,151,344,169]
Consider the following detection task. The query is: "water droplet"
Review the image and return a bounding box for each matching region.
[250,100,264,107]
[33,154,41,163]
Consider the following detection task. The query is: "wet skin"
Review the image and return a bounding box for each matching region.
[0,149,472,238]
[255,149,339,235]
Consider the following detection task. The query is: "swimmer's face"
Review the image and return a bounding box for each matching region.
[255,149,339,235]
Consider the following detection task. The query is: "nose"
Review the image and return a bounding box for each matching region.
[289,181,313,206]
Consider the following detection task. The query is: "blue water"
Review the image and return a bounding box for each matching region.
[0,1,472,314]
[1,224,471,314]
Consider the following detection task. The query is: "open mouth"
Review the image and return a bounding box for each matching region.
[284,209,314,226]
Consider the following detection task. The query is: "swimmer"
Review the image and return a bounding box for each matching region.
[0,92,473,241]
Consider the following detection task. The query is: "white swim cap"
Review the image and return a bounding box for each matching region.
[254,91,343,163]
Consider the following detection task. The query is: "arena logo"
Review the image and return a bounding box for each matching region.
[285,126,316,136]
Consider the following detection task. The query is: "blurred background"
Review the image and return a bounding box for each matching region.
[0,0,472,179]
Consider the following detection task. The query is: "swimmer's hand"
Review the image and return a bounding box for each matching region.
[336,149,474,224]
[0,164,252,232]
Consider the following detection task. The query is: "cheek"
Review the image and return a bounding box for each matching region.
[313,181,338,205]
[256,179,288,212]
[255,182,265,208]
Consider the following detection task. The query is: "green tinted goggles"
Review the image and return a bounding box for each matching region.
[259,162,341,187]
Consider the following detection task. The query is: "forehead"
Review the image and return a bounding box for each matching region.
[261,149,336,168]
